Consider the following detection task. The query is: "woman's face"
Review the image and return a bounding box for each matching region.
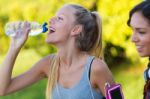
[46,5,76,45]
[130,12,150,57]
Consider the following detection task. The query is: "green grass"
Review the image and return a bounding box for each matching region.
[111,63,146,99]
[0,80,47,99]
[0,49,146,99]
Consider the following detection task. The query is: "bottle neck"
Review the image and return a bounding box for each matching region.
[42,22,48,33]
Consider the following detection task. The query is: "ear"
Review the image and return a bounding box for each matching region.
[70,25,83,36]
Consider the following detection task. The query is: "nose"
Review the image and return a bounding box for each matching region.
[49,17,56,25]
[131,31,139,43]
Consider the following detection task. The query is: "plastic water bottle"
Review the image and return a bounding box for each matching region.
[4,21,48,37]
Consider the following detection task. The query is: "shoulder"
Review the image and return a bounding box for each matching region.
[35,54,55,67]
[39,54,55,64]
[91,57,114,86]
[33,54,55,78]
[90,57,114,96]
[92,58,109,74]
[91,57,113,79]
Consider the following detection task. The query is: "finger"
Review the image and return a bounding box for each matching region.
[13,30,20,39]
[18,21,22,29]
[24,21,31,36]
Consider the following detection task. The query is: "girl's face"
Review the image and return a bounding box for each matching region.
[46,5,76,45]
[130,12,150,57]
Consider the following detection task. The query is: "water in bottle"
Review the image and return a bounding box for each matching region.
[4,21,48,37]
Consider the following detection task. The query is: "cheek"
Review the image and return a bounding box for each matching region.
[145,34,150,44]
[58,24,71,36]
[142,35,150,50]
[147,39,150,49]
[140,32,150,43]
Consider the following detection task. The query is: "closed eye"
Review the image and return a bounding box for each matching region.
[139,31,146,34]
[57,16,63,21]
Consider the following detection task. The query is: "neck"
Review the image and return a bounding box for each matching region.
[58,49,87,67]
[55,38,88,68]
[56,44,87,69]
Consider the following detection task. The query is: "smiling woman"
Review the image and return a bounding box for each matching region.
[0,3,114,99]
[128,10,150,57]
[127,1,150,99]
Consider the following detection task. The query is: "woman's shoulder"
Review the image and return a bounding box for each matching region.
[92,57,108,72]
[91,57,113,80]
[90,57,114,96]
[37,54,56,77]
[40,53,56,63]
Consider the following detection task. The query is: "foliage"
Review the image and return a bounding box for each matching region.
[0,0,143,64]
[97,0,142,65]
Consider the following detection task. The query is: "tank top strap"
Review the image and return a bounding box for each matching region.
[82,56,95,81]
[86,56,95,77]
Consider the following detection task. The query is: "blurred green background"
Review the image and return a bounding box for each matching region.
[0,0,149,99]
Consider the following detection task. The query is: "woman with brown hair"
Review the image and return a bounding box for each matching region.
[127,1,150,98]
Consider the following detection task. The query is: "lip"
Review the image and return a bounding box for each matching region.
[136,45,143,52]
[48,26,56,34]
[49,26,56,31]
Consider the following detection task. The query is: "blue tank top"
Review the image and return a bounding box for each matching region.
[52,56,104,99]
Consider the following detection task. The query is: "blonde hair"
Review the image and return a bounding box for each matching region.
[46,4,103,99]
[70,4,103,59]
[89,11,103,59]
[46,56,59,99]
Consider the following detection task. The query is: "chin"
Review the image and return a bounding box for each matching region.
[139,53,150,57]
[45,39,52,44]
[45,39,56,45]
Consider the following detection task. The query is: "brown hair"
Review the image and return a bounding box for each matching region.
[127,1,150,98]
[71,4,103,58]
[144,58,150,99]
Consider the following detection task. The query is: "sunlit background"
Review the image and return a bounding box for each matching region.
[0,0,148,99]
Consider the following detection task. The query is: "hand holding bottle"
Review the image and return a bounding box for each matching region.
[10,21,31,50]
[5,21,48,51]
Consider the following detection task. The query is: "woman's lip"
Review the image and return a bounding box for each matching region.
[48,26,56,34]
[49,26,56,31]
[136,45,143,49]
[48,29,56,35]
[48,31,55,35]
[136,45,143,52]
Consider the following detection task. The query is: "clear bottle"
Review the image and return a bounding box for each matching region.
[4,21,48,37]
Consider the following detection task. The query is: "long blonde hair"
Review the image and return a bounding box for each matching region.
[46,56,59,99]
[46,4,103,99]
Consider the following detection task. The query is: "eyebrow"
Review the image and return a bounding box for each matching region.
[134,27,146,30]
[130,24,147,29]
[56,13,66,17]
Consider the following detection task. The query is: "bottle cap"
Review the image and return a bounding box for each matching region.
[42,22,48,33]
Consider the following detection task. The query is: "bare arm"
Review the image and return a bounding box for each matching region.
[0,21,52,96]
[0,48,52,96]
[91,58,114,97]
[0,47,20,95]
[3,56,50,95]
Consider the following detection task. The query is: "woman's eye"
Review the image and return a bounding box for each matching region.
[139,31,146,34]
[57,17,63,21]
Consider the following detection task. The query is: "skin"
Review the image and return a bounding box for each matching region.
[0,5,114,97]
[130,11,150,57]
